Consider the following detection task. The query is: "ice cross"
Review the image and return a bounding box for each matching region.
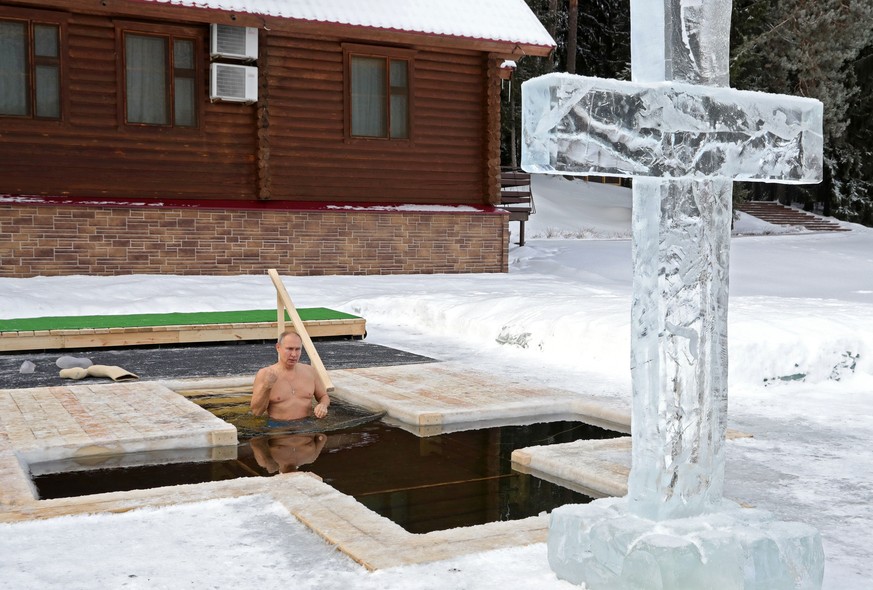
[522,0,822,521]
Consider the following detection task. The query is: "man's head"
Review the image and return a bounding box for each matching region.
[276,330,303,366]
[276,330,301,346]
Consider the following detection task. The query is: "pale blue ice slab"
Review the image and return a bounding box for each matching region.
[548,498,825,590]
[521,74,823,183]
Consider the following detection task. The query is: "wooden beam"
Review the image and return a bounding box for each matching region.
[0,319,366,352]
[267,269,334,392]
[486,55,503,206]
[277,293,285,335]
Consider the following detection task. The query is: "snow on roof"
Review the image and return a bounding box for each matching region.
[139,0,556,49]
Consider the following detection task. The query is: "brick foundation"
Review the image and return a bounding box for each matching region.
[0,201,510,277]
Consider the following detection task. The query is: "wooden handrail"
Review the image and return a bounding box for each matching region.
[267,269,334,392]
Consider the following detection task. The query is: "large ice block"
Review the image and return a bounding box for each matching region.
[629,177,731,521]
[521,73,824,183]
[631,0,732,85]
[533,1,826,588]
[548,498,825,590]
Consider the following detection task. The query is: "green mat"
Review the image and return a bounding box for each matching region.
[0,308,361,333]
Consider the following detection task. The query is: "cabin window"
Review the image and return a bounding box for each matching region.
[345,45,414,140]
[123,31,197,127]
[0,19,61,119]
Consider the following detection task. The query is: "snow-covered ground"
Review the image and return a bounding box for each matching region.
[1,175,871,589]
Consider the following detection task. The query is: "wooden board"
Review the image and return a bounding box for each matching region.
[0,317,365,352]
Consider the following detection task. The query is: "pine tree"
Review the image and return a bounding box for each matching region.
[731,0,873,222]
[838,43,873,224]
[502,1,872,226]
[500,0,630,166]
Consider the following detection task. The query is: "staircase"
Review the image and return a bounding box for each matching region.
[737,201,849,232]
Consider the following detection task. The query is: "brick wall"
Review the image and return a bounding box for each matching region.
[0,202,510,277]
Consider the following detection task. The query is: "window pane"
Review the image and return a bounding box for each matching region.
[389,59,408,138]
[390,94,408,139]
[350,56,386,137]
[35,64,59,118]
[174,38,194,70]
[173,39,196,127]
[34,24,58,57]
[390,59,407,88]
[174,76,195,127]
[126,34,168,125]
[0,21,28,116]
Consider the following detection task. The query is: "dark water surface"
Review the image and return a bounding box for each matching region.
[33,396,623,533]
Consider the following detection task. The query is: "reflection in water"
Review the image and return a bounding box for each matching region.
[250,433,327,473]
[32,419,621,534]
[33,390,625,534]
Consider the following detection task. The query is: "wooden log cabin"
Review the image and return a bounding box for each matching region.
[0,0,554,277]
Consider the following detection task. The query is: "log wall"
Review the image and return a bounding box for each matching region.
[1,12,258,200]
[261,36,487,204]
[0,10,490,205]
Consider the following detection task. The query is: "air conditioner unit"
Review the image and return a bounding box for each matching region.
[210,63,258,103]
[210,24,258,61]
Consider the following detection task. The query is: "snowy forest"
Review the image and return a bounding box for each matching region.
[502,0,873,226]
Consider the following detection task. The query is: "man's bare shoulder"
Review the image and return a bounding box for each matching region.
[256,363,281,377]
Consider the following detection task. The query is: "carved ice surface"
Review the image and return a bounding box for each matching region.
[521,74,824,183]
[530,0,826,587]
[631,0,733,85]
[548,499,825,590]
[629,177,731,521]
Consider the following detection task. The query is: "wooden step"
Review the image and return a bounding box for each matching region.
[737,201,849,232]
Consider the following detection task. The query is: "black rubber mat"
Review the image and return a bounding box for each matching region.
[0,339,436,389]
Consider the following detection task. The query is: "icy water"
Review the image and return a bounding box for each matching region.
[32,395,623,534]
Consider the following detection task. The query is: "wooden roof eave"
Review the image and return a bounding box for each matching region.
[274,20,556,59]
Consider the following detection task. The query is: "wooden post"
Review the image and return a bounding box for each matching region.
[267,269,334,392]
[275,292,285,364]
[276,293,285,335]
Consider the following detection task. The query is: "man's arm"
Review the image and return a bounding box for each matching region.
[313,373,330,419]
[251,367,276,416]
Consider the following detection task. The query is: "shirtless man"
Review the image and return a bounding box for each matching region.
[250,331,330,421]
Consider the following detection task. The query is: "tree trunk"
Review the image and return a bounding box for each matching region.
[548,0,558,39]
[567,0,578,73]
[548,0,558,71]
[510,88,518,169]
[820,163,833,217]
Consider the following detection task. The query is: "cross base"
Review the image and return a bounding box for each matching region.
[548,498,824,590]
